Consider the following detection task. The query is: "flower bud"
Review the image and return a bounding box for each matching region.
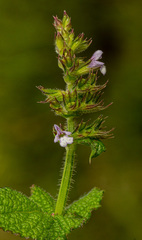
[75,65,89,76]
[68,29,75,47]
[62,10,72,31]
[63,73,77,84]
[55,32,64,55]
[71,33,84,52]
[58,58,65,71]
[53,16,63,32]
[71,34,92,54]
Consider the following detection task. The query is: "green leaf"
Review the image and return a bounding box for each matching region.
[0,187,55,239]
[47,188,103,239]
[0,186,103,239]
[30,184,56,214]
[72,117,113,163]
[64,188,104,229]
[74,138,106,163]
[89,140,106,164]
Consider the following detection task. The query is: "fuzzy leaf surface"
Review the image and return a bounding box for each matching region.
[64,188,103,228]
[47,188,103,239]
[0,186,103,240]
[30,185,56,214]
[0,187,55,239]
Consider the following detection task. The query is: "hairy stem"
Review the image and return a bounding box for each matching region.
[55,117,76,215]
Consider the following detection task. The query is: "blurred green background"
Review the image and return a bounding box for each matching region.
[0,0,142,239]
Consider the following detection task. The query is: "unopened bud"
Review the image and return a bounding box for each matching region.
[75,65,89,76]
[68,29,74,46]
[62,10,72,31]
[53,16,62,32]
[71,34,84,52]
[55,32,64,55]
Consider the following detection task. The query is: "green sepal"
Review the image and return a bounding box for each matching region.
[67,29,74,47]
[71,34,92,54]
[37,86,64,102]
[73,60,90,76]
[72,116,113,140]
[38,85,110,118]
[74,74,108,94]
[62,10,72,31]
[55,32,65,55]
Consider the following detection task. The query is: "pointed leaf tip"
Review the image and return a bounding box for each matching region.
[30,185,56,214]
[64,188,104,229]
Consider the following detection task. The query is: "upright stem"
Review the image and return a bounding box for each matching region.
[55,117,76,215]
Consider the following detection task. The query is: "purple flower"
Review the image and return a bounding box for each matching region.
[53,124,73,147]
[88,50,106,75]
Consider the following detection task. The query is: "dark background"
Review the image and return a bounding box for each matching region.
[0,0,142,239]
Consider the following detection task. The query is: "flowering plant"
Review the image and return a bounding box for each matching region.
[0,11,113,240]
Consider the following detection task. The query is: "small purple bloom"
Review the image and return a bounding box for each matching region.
[88,50,106,75]
[53,124,73,147]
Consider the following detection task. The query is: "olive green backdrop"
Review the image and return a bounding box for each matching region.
[0,0,142,239]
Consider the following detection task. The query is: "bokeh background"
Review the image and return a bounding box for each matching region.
[0,0,142,239]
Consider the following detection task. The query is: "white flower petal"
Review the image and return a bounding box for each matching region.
[66,136,73,144]
[59,137,68,147]
[100,65,106,75]
[59,136,73,147]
